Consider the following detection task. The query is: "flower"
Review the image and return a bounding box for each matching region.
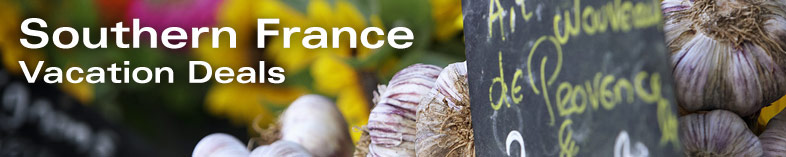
[336,84,370,142]
[193,0,265,125]
[310,54,358,95]
[257,0,379,73]
[430,0,463,41]
[198,0,391,145]
[0,1,45,75]
[310,54,372,142]
[125,0,221,34]
[59,63,95,104]
[256,0,376,143]
[760,96,786,126]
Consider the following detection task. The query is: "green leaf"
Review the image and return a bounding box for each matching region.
[376,0,433,50]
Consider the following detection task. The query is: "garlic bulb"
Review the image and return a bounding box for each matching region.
[278,95,354,157]
[250,140,313,157]
[365,64,443,156]
[192,133,250,157]
[760,109,786,156]
[415,61,474,156]
[679,110,762,156]
[662,0,786,116]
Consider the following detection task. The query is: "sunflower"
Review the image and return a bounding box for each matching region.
[760,96,786,126]
[197,0,387,143]
[430,0,463,41]
[0,1,45,75]
[197,0,307,126]
[256,0,376,142]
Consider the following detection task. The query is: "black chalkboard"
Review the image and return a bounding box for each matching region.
[0,68,153,157]
[463,0,683,156]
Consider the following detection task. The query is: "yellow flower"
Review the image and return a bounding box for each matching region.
[60,82,95,104]
[431,0,464,41]
[0,1,17,41]
[206,83,306,125]
[310,53,358,96]
[60,63,95,104]
[208,0,376,144]
[759,96,786,126]
[310,52,372,144]
[259,0,379,73]
[358,15,387,59]
[0,1,45,75]
[266,32,317,72]
[336,84,370,142]
[197,0,312,126]
[194,0,256,69]
[256,0,316,73]
[1,2,91,105]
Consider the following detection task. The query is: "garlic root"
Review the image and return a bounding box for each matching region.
[415,61,474,156]
[353,127,372,157]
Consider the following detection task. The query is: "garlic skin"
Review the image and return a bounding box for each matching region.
[759,109,786,157]
[662,0,786,116]
[278,95,354,157]
[192,133,250,157]
[250,140,313,157]
[679,110,762,156]
[366,64,442,156]
[415,61,474,156]
[762,0,786,49]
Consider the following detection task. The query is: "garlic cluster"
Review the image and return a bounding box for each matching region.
[415,62,474,156]
[354,62,476,157]
[193,133,251,157]
[364,64,443,156]
[194,95,352,157]
[760,108,786,156]
[193,133,315,157]
[662,0,786,117]
[249,140,312,157]
[679,110,762,156]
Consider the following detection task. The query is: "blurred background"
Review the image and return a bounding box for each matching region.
[0,0,464,156]
[3,0,786,156]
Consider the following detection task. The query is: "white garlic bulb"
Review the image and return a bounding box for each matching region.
[278,95,354,157]
[415,61,474,156]
[662,0,786,116]
[250,140,313,157]
[679,110,762,156]
[192,133,250,157]
[366,64,442,156]
[759,109,786,157]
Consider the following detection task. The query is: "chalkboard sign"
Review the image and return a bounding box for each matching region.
[0,68,152,157]
[463,0,682,156]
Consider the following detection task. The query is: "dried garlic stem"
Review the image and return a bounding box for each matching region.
[415,61,474,157]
